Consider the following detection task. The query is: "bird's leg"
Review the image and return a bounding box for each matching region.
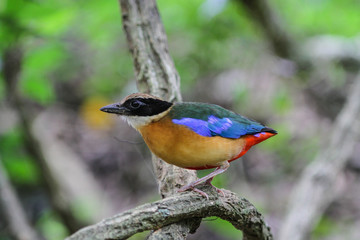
[205,176,215,184]
[178,161,229,198]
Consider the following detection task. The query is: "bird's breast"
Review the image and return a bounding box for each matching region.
[137,116,247,169]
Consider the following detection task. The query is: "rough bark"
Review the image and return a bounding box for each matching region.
[279,75,360,240]
[119,0,181,102]
[0,157,40,240]
[66,185,273,240]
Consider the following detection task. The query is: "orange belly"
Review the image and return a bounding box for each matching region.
[138,116,247,169]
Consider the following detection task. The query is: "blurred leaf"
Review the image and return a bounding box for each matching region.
[273,0,360,37]
[20,42,66,104]
[298,135,320,164]
[71,198,97,223]
[37,211,69,240]
[234,86,249,105]
[1,0,26,17]
[204,217,242,239]
[76,0,121,44]
[23,6,75,36]
[24,41,65,73]
[127,231,150,240]
[272,89,292,114]
[13,0,75,36]
[312,216,337,239]
[0,129,40,185]
[3,156,39,185]
[21,76,54,104]
[262,124,295,168]
[0,127,22,148]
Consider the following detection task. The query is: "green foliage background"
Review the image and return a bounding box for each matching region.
[1,0,359,239]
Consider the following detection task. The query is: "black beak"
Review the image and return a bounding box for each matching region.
[100,103,128,115]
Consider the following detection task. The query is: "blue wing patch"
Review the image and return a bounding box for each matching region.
[172,118,211,136]
[172,115,264,139]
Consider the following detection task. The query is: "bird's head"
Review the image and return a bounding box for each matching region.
[100,93,173,129]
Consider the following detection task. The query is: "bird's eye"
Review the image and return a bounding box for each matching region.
[130,100,141,109]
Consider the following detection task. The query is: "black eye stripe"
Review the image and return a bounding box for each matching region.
[122,98,173,116]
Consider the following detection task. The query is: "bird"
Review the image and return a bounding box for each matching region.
[100,93,277,198]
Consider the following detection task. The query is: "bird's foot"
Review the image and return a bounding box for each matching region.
[205,179,225,197]
[178,184,209,200]
[178,182,224,199]
[191,187,209,200]
[212,185,225,197]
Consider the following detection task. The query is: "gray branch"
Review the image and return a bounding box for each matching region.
[0,157,40,240]
[119,0,181,102]
[66,185,273,240]
[118,0,200,238]
[279,75,360,240]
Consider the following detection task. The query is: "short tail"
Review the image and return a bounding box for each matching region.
[261,127,277,135]
[229,128,277,163]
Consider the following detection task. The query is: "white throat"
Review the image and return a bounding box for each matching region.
[121,107,172,129]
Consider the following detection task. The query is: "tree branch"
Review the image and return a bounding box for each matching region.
[0,157,40,240]
[279,75,360,240]
[119,0,181,102]
[66,185,273,240]
[118,0,200,238]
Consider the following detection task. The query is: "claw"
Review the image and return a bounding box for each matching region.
[192,188,209,200]
[178,186,209,200]
[205,175,225,197]
[214,186,225,197]
[178,182,195,193]
[177,184,223,199]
